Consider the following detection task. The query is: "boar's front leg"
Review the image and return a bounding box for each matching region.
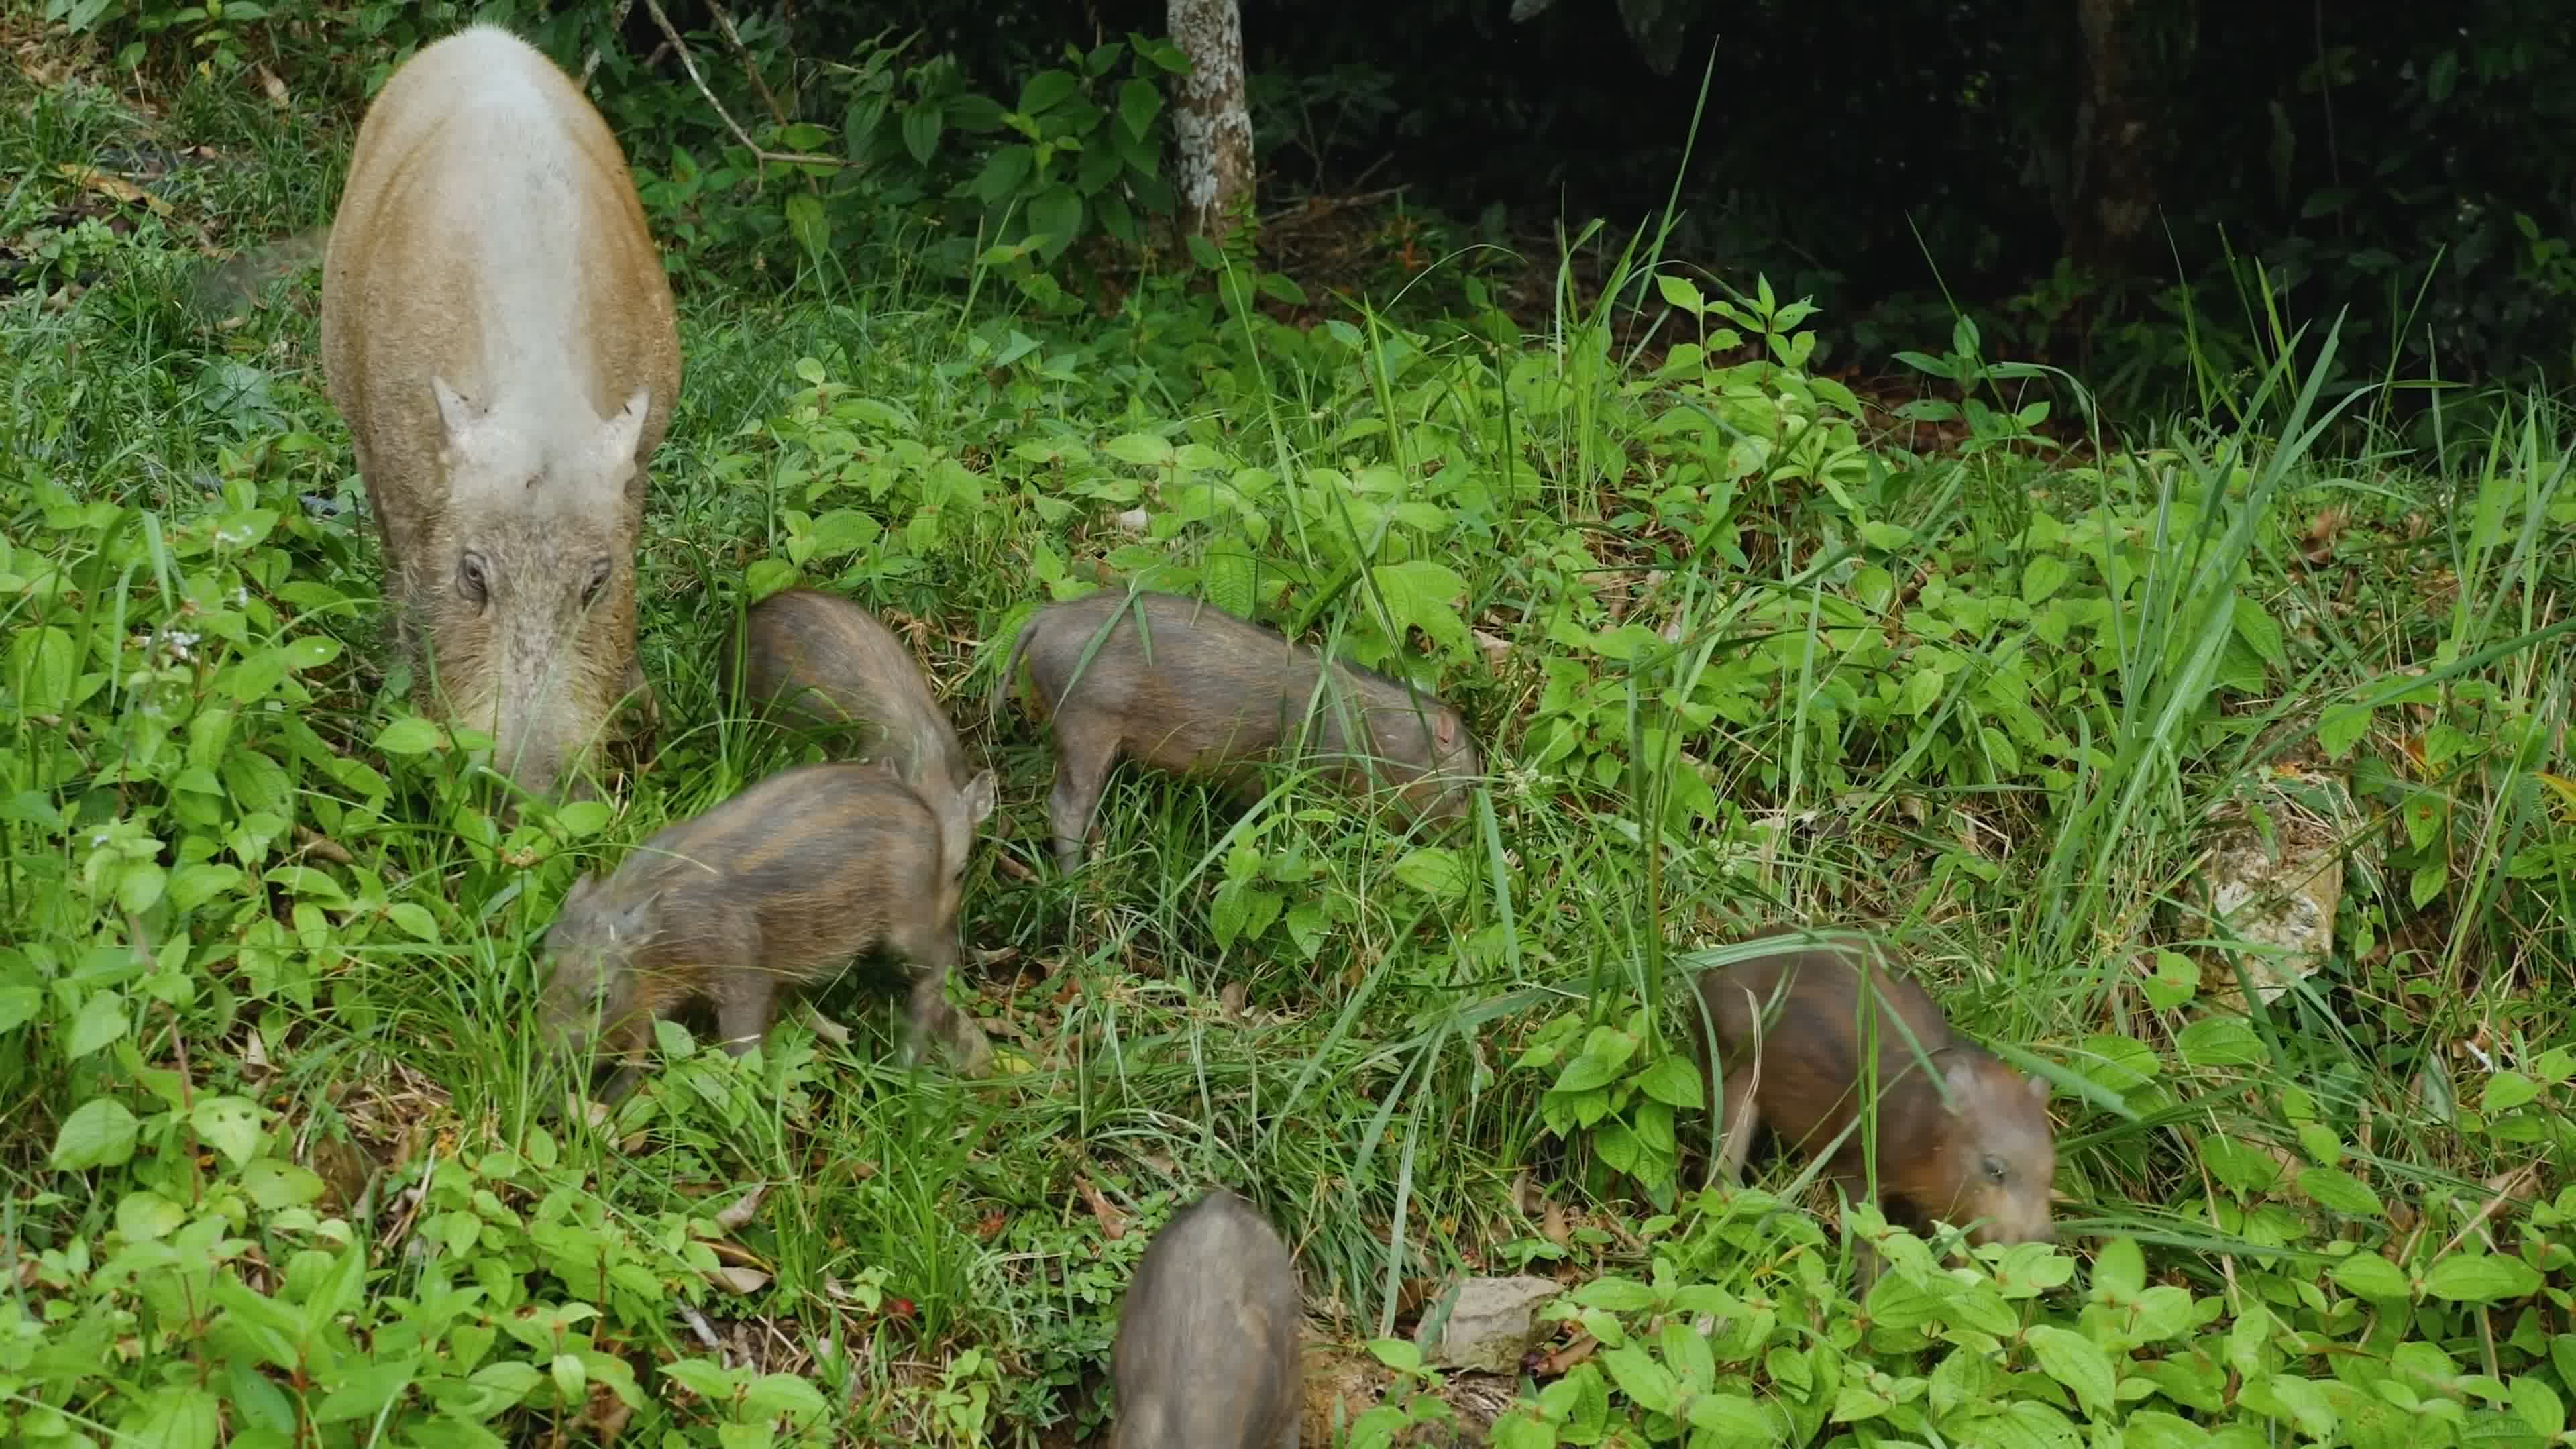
[1045,711,1121,874]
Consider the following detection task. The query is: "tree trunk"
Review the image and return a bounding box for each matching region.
[1167,0,1254,244]
[2068,0,2190,274]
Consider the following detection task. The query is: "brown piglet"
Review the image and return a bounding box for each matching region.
[1689,928,2055,1287]
[723,588,997,888]
[538,761,992,1100]
[1111,1188,1303,1449]
[994,589,1481,871]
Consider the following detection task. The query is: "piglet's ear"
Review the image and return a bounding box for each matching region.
[1436,714,1458,746]
[2026,1073,2049,1102]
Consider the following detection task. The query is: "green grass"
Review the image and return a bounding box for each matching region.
[7,43,2576,1449]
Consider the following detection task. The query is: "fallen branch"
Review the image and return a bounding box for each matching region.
[640,0,845,170]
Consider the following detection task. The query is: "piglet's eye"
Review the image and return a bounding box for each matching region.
[1982,1155,2009,1183]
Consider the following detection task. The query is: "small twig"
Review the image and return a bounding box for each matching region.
[641,0,845,170]
[578,0,637,88]
[706,1,791,129]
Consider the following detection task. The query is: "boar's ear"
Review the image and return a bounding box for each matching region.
[962,769,998,826]
[591,386,651,476]
[562,871,601,909]
[431,376,487,452]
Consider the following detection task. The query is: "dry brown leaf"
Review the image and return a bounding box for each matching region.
[713,1185,767,1232]
[707,1240,769,1271]
[54,164,171,215]
[1077,1177,1130,1240]
[708,1265,771,1295]
[1542,1199,1570,1246]
[1534,1332,1597,1377]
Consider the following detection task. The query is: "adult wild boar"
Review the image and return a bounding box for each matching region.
[321,23,681,801]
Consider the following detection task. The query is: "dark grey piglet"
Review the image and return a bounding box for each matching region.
[996,589,1482,871]
[537,761,993,1100]
[1111,1188,1303,1449]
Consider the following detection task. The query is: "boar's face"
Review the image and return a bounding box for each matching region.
[424,377,653,802]
[538,873,658,1059]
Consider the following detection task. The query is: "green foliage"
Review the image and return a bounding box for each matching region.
[5,31,2575,1449]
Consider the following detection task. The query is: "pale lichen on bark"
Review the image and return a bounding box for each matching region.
[1167,0,1254,241]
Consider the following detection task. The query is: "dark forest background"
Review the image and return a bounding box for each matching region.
[40,0,2576,428]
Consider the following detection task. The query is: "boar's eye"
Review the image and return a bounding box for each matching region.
[1982,1154,2010,1184]
[581,555,612,608]
[456,550,490,606]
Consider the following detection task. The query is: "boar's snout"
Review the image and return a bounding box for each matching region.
[431,528,634,803]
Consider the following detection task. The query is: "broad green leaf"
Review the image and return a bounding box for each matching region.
[2330,1252,2412,1302]
[1598,1345,1679,1418]
[280,635,341,669]
[68,988,131,1059]
[1635,1054,1703,1108]
[2318,703,2373,761]
[2021,555,2073,605]
[244,1158,327,1211]
[121,1383,221,1449]
[2176,1016,2265,1067]
[1103,431,1174,467]
[385,902,441,943]
[313,1358,419,1424]
[192,1095,264,1167]
[783,193,830,262]
[741,1373,829,1424]
[117,1189,187,1242]
[1654,272,1705,317]
[1116,78,1163,139]
[2511,1377,2565,1440]
[2424,1252,2543,1303]
[52,1096,141,1169]
[2024,1324,2116,1415]
[376,716,444,755]
[2091,1234,2145,1301]
[2292,1166,2383,1217]
[2481,1070,2540,1113]
[1391,846,1467,901]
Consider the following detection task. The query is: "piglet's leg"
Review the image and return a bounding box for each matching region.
[1273,1411,1299,1449]
[710,968,782,1057]
[1046,716,1119,873]
[1710,1067,1760,1189]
